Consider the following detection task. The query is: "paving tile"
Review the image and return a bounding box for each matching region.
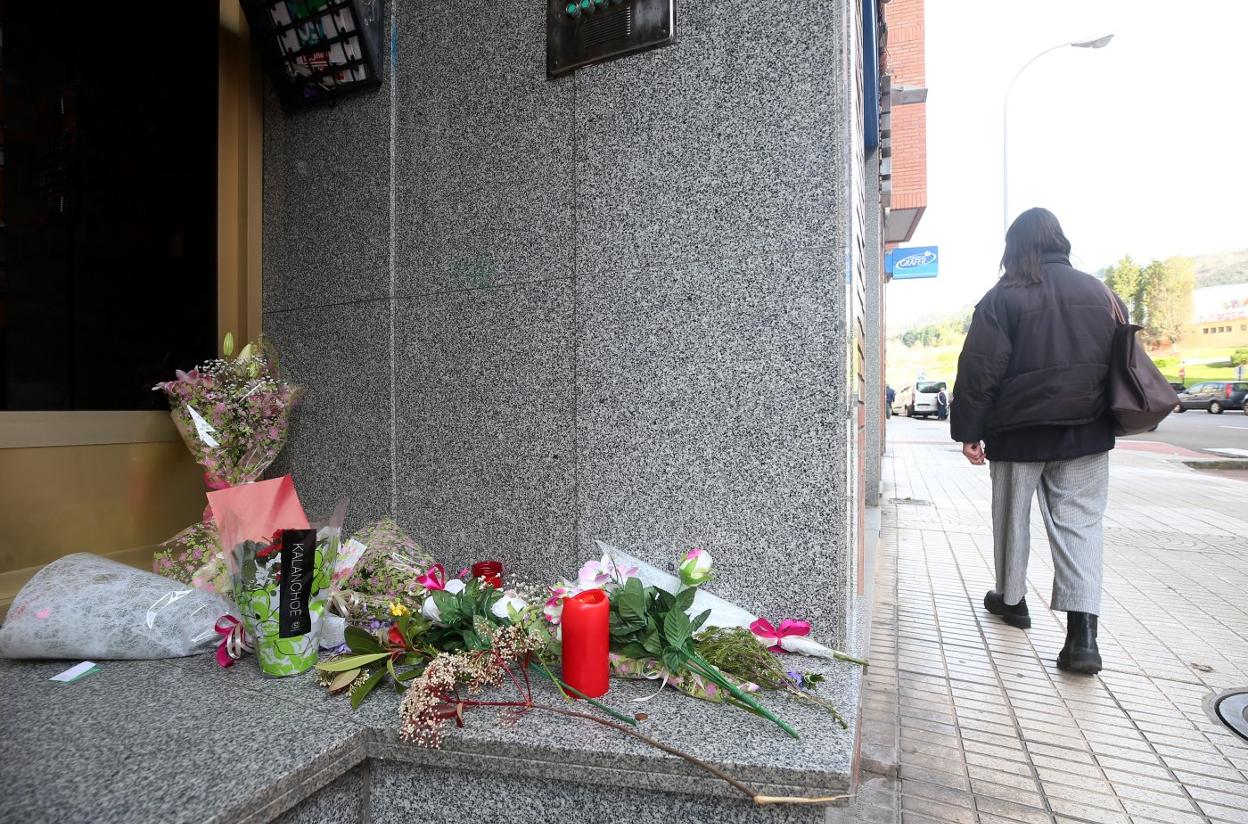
[969,777,1045,809]
[967,765,1040,792]
[900,779,974,810]
[899,794,977,824]
[1052,807,1131,824]
[972,794,1052,824]
[1197,800,1248,824]
[900,764,972,792]
[1118,797,1206,824]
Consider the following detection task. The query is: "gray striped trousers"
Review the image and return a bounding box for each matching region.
[989,451,1109,615]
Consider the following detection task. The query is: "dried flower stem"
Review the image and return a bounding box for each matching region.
[527,702,848,807]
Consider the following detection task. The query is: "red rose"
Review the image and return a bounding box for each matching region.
[388,625,404,646]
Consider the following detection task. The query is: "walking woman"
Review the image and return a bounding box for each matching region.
[951,208,1124,675]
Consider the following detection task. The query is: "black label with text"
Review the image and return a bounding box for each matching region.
[279,529,316,638]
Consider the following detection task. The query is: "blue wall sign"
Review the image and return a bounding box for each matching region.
[887,246,939,279]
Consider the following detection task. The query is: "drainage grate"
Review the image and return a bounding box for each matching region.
[1209,689,1248,742]
[889,497,932,506]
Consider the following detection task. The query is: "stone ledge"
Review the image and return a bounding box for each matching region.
[0,643,863,823]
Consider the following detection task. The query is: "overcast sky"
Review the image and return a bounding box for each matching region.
[886,0,1248,328]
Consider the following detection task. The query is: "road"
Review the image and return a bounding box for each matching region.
[1123,406,1248,455]
[888,407,1248,456]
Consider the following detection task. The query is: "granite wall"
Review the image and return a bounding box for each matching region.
[265,1,861,643]
[864,149,884,507]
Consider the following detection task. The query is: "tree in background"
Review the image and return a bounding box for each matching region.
[1140,257,1196,346]
[1231,348,1248,368]
[1103,255,1144,323]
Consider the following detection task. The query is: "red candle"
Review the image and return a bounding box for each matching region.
[471,561,503,589]
[560,589,610,699]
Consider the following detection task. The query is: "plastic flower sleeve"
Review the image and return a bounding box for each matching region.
[340,519,434,620]
[0,554,236,660]
[218,496,346,677]
[608,653,760,703]
[151,339,301,589]
[596,540,842,659]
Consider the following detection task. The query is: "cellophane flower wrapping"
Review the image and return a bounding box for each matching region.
[151,340,301,590]
[219,500,346,677]
[608,653,759,703]
[0,553,235,660]
[339,519,434,620]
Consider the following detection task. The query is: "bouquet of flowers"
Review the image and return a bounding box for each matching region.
[0,553,235,660]
[339,519,435,620]
[212,481,346,677]
[151,337,301,589]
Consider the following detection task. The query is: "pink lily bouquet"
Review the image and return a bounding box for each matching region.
[152,337,301,590]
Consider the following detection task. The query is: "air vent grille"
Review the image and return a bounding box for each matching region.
[582,8,632,49]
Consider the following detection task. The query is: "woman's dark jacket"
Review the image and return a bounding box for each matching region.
[951,253,1126,460]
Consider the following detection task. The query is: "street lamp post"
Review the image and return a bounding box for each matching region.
[1002,34,1114,234]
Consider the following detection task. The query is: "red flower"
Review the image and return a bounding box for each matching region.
[388,625,404,647]
[256,528,286,561]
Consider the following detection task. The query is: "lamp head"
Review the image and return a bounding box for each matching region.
[1073,34,1114,49]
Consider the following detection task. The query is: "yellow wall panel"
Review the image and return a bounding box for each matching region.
[0,441,205,574]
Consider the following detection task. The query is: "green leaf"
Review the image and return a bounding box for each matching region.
[431,590,462,625]
[616,642,649,660]
[327,667,360,693]
[663,608,691,649]
[661,648,686,675]
[617,578,648,626]
[641,630,663,656]
[673,586,697,613]
[655,589,675,613]
[344,626,383,654]
[689,609,712,634]
[350,666,387,709]
[315,652,390,672]
[395,665,425,682]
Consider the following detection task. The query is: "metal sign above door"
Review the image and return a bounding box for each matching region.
[547,0,675,78]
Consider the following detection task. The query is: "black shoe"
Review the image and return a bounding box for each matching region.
[984,590,1031,629]
[1057,612,1102,675]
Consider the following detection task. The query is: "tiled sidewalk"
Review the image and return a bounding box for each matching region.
[845,422,1248,824]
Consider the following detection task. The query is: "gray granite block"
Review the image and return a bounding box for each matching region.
[264,299,393,530]
[262,72,391,312]
[393,3,575,297]
[575,253,851,633]
[393,283,577,584]
[0,658,364,824]
[395,0,553,95]
[369,760,836,824]
[272,764,366,824]
[167,623,860,797]
[573,0,846,276]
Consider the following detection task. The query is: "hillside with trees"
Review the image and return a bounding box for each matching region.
[1192,249,1248,287]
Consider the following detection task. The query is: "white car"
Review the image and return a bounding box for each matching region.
[893,381,948,418]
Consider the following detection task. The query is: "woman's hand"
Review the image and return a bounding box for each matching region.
[962,442,986,466]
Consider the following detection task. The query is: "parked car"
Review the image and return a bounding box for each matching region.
[891,385,913,417]
[1173,381,1248,414]
[901,380,946,418]
[1169,382,1185,393]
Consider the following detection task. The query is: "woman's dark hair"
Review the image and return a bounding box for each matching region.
[1000,207,1071,287]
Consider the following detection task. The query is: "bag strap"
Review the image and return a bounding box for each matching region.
[1100,281,1127,325]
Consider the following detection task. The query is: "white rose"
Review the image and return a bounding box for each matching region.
[421,579,465,625]
[490,591,527,621]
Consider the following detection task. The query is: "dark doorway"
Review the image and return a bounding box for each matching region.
[1,1,218,410]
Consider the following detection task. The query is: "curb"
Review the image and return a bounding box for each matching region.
[1181,459,1248,471]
